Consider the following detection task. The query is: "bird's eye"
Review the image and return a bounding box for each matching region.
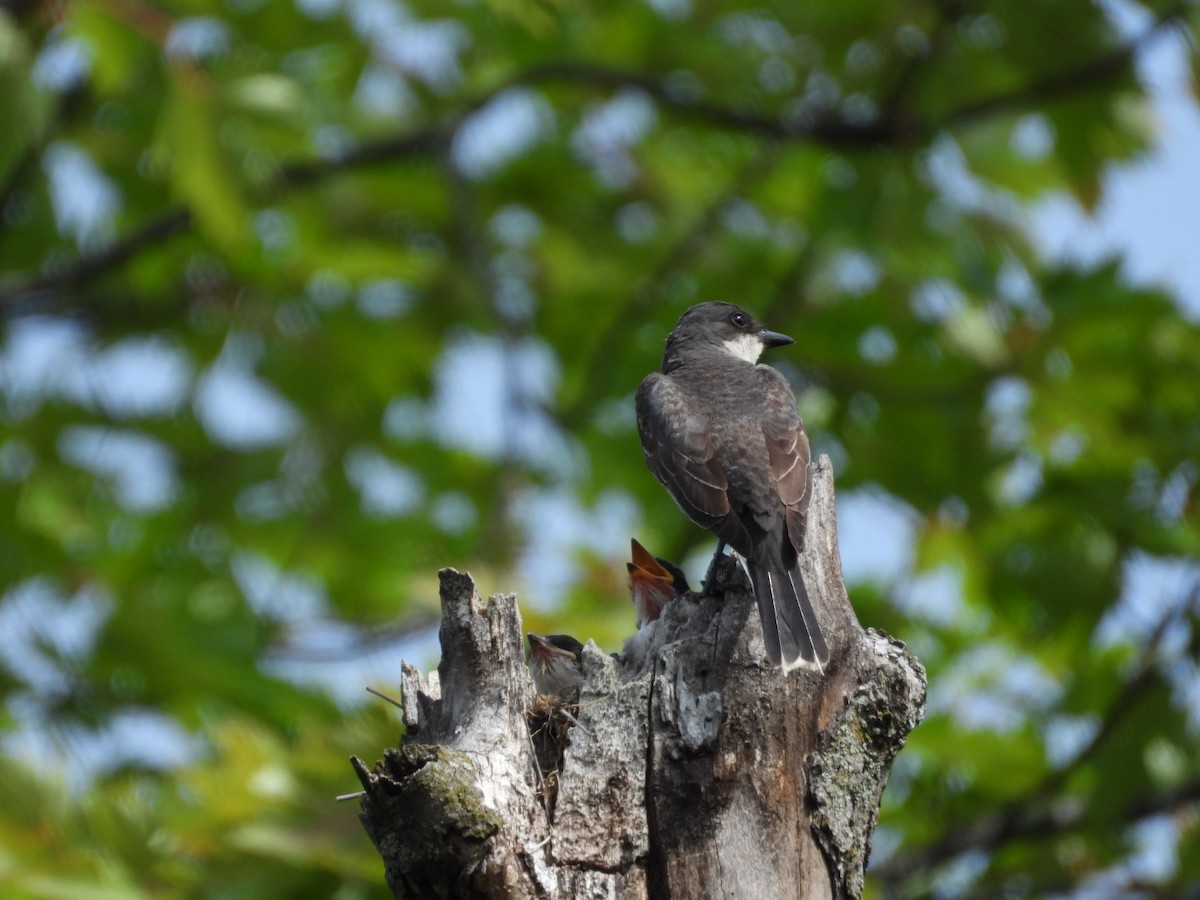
[730,312,748,328]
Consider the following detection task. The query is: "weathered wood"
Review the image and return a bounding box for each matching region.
[353,456,926,899]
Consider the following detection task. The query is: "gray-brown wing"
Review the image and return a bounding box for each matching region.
[636,373,753,555]
[759,366,812,557]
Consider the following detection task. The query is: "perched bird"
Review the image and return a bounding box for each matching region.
[635,301,829,671]
[627,538,691,627]
[527,632,586,699]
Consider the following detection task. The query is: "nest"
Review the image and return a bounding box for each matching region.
[526,694,580,818]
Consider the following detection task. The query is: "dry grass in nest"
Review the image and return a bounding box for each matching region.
[527,694,580,817]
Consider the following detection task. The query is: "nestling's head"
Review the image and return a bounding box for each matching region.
[527,632,586,699]
[661,301,793,371]
[626,538,691,627]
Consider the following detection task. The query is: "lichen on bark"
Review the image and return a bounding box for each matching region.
[351,457,927,899]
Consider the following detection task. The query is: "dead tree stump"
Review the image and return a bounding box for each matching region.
[351,456,926,899]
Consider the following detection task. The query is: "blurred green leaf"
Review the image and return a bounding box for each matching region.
[1,0,1198,897]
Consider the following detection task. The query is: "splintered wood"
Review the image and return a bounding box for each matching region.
[352,457,926,900]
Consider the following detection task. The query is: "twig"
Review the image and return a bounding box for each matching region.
[554,706,591,737]
[525,719,552,819]
[275,126,451,188]
[365,686,404,710]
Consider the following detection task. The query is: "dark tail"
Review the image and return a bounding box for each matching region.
[748,546,829,671]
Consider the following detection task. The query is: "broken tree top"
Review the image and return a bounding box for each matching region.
[351,456,927,900]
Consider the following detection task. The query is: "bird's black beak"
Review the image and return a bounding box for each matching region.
[759,328,794,348]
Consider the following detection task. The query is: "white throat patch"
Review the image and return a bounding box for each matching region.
[722,333,764,364]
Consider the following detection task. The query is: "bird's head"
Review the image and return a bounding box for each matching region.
[627,538,690,626]
[527,632,586,698]
[662,301,793,369]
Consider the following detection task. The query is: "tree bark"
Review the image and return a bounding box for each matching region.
[351,456,926,898]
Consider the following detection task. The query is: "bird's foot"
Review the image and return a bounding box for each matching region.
[701,546,748,597]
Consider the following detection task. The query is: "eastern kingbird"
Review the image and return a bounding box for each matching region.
[635,301,829,671]
[527,632,586,699]
[627,538,691,627]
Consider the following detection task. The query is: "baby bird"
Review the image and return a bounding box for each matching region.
[527,632,585,700]
[626,538,691,627]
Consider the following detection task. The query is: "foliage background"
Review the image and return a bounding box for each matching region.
[2,0,1199,896]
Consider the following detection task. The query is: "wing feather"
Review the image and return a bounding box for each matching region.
[636,373,752,554]
[759,367,812,556]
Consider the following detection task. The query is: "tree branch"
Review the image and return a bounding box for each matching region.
[872,582,1200,886]
[556,143,783,430]
[947,783,1200,900]
[514,2,1186,146]
[0,127,451,311]
[514,60,903,145]
[941,2,1188,129]
[274,126,452,188]
[1,5,1182,312]
[1,208,193,310]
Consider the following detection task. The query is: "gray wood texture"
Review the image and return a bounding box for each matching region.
[352,456,926,898]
